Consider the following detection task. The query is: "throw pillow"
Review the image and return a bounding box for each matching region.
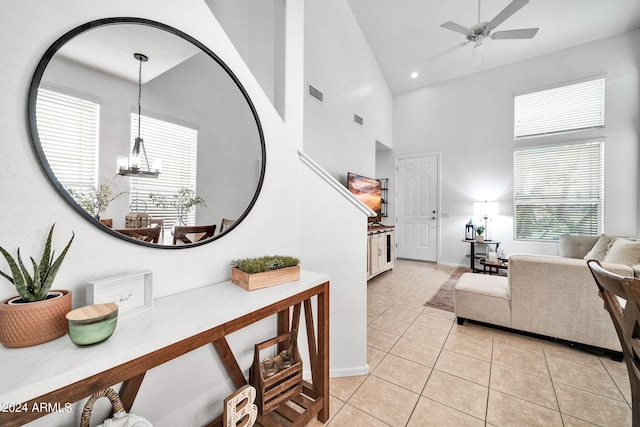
[603,239,640,267]
[584,234,614,261]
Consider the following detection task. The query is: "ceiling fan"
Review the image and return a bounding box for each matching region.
[432,0,539,66]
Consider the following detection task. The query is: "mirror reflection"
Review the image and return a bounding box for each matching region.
[29,19,265,248]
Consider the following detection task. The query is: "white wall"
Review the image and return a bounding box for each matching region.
[392,30,640,266]
[300,153,370,378]
[303,0,393,183]
[0,0,303,425]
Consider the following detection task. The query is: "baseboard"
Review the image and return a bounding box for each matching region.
[303,364,369,380]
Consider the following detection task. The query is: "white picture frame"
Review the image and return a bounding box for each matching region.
[87,271,153,318]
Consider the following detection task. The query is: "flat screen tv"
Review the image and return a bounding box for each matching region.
[347,172,382,223]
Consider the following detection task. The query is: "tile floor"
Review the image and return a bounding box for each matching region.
[310,259,632,426]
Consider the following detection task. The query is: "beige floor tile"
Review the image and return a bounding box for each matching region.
[369,292,400,306]
[403,323,449,347]
[422,370,488,420]
[327,404,389,427]
[393,296,431,312]
[305,395,344,426]
[413,313,455,332]
[370,315,412,336]
[444,332,493,362]
[611,373,632,405]
[367,326,401,352]
[547,357,624,401]
[555,383,632,426]
[367,312,379,325]
[493,332,545,356]
[389,336,441,367]
[372,353,432,393]
[491,344,550,378]
[434,349,491,386]
[383,305,423,323]
[542,342,608,373]
[348,376,420,427]
[487,389,563,427]
[367,346,386,372]
[561,414,601,426]
[448,322,496,344]
[423,307,456,320]
[600,356,628,378]
[407,397,484,427]
[329,375,367,402]
[490,364,558,410]
[368,301,390,316]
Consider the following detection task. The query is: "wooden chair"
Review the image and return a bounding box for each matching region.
[219,218,236,234]
[588,259,640,426]
[173,224,216,245]
[115,227,161,243]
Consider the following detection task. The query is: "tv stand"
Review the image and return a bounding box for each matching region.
[367,225,395,280]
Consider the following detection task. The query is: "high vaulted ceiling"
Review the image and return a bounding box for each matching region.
[346,0,640,94]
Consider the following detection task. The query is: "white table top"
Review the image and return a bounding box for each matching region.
[0,270,329,405]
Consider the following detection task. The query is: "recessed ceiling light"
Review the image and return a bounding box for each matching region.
[411,72,418,79]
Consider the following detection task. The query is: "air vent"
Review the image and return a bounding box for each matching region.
[354,114,364,126]
[308,84,324,103]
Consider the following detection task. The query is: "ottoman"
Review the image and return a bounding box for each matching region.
[454,273,511,328]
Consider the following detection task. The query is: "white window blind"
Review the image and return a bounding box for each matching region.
[129,114,198,229]
[35,88,99,192]
[514,78,605,139]
[513,141,603,240]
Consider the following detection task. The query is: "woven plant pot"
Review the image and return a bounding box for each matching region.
[0,289,71,348]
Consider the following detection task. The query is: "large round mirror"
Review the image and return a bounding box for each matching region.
[28,18,265,248]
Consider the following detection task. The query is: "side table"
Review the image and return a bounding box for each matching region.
[461,239,501,272]
[479,258,509,276]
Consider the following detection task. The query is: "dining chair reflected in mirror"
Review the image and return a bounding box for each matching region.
[149,218,165,239]
[173,225,217,245]
[115,226,161,243]
[588,259,640,426]
[220,218,236,234]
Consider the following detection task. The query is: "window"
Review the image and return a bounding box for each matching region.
[513,141,603,241]
[35,87,99,192]
[129,114,198,229]
[514,77,605,139]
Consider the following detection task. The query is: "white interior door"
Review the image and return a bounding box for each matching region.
[396,155,438,261]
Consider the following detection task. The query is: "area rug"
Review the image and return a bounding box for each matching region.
[424,267,471,312]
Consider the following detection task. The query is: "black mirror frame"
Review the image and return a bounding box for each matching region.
[27,17,266,249]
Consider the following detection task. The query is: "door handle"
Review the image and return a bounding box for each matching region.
[431,216,436,220]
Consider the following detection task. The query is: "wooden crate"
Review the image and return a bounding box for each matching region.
[249,332,302,415]
[231,266,300,291]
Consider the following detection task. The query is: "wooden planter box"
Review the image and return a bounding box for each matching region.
[231,265,300,291]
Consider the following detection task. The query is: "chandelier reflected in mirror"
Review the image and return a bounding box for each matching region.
[117,53,160,178]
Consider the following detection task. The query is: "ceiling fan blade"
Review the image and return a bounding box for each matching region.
[491,28,539,39]
[471,42,484,67]
[440,21,472,35]
[487,0,529,31]
[429,41,471,61]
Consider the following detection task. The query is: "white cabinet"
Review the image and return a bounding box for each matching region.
[367,226,395,280]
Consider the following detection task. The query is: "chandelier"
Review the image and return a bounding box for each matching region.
[117,53,160,178]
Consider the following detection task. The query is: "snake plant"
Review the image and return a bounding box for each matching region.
[0,224,74,302]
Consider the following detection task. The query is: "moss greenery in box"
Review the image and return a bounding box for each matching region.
[231,255,301,291]
[231,255,300,274]
[0,224,75,347]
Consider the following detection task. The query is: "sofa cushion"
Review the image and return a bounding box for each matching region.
[604,239,640,267]
[559,235,600,259]
[584,234,614,261]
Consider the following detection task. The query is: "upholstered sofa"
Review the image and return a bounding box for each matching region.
[454,235,640,352]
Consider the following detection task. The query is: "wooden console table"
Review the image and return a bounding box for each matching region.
[0,271,329,426]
